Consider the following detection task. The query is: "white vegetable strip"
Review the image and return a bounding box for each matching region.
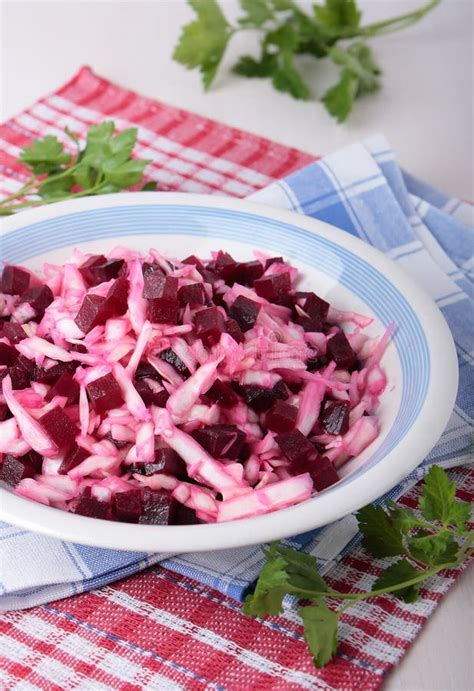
[296,381,326,436]
[113,362,150,422]
[166,356,223,422]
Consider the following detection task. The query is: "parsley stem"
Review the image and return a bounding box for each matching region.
[0,182,104,212]
[0,175,42,206]
[348,0,441,39]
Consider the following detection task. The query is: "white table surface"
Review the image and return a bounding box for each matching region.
[1,1,473,688]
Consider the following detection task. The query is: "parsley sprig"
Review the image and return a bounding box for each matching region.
[173,0,441,122]
[0,122,153,215]
[244,466,473,668]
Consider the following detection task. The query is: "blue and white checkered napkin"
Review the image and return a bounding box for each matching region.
[1,135,472,611]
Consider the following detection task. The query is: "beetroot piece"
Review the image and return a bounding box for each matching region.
[16,354,36,376]
[0,342,19,366]
[320,400,351,435]
[205,379,239,408]
[327,331,357,369]
[242,385,276,412]
[134,379,169,407]
[1,322,27,344]
[253,272,291,302]
[34,361,77,385]
[45,371,80,405]
[147,298,180,324]
[0,404,10,421]
[232,261,264,286]
[74,294,114,334]
[39,407,77,448]
[214,251,238,282]
[178,283,206,306]
[1,266,30,295]
[88,259,125,286]
[142,261,164,278]
[265,257,283,269]
[75,493,109,519]
[138,488,178,525]
[192,424,246,460]
[86,373,124,415]
[143,273,178,300]
[173,504,199,525]
[194,307,225,346]
[135,362,163,382]
[311,456,340,491]
[299,292,329,330]
[265,400,298,433]
[228,295,261,333]
[59,444,89,474]
[272,380,290,401]
[131,446,186,478]
[182,255,205,271]
[20,285,54,313]
[0,454,36,486]
[225,318,245,344]
[113,489,142,522]
[159,348,191,379]
[105,277,129,315]
[8,365,30,389]
[78,255,107,284]
[276,429,317,465]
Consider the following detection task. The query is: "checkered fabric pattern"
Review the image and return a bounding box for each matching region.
[0,67,472,689]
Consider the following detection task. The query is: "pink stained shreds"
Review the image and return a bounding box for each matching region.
[0,247,392,524]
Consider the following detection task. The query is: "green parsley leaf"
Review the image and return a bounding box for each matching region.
[277,546,329,593]
[407,530,459,566]
[238,0,274,27]
[356,504,405,558]
[420,465,467,527]
[37,175,75,200]
[141,181,158,191]
[243,545,290,617]
[329,42,381,94]
[20,135,71,175]
[233,52,278,78]
[173,0,232,89]
[102,159,150,188]
[314,0,362,32]
[386,500,421,534]
[322,70,357,122]
[272,52,311,100]
[299,599,338,667]
[73,164,94,191]
[372,559,421,603]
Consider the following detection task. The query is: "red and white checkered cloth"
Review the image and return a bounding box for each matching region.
[0,67,472,690]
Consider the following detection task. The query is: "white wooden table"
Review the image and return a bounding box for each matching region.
[2,1,473,688]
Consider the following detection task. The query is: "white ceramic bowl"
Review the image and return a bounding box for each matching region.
[0,193,458,552]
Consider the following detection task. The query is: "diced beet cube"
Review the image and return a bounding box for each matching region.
[39,407,77,448]
[86,373,124,415]
[75,493,109,519]
[159,348,190,379]
[0,454,36,486]
[311,456,340,491]
[301,292,329,329]
[194,307,225,346]
[232,261,264,286]
[142,261,164,278]
[1,322,27,344]
[0,342,18,366]
[228,295,261,332]
[20,285,54,313]
[276,429,316,464]
[172,504,199,525]
[296,314,323,333]
[254,272,291,302]
[34,361,77,385]
[105,277,129,315]
[272,379,290,401]
[74,294,113,334]
[306,355,328,372]
[214,251,238,282]
[147,298,179,324]
[23,450,43,472]
[59,444,89,474]
[265,257,283,269]
[1,266,30,295]
[16,355,36,376]
[201,268,219,285]
[0,404,10,421]
[178,283,206,306]
[154,447,187,477]
[327,331,356,369]
[320,400,351,435]
[182,255,204,269]
[8,365,30,389]
[78,255,107,285]
[89,259,125,286]
[113,489,142,523]
[192,424,246,460]
[205,379,239,408]
[143,273,178,300]
[242,385,276,412]
[45,371,80,405]
[134,379,169,407]
[135,362,162,382]
[225,318,245,344]
[138,488,178,525]
[265,400,298,433]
